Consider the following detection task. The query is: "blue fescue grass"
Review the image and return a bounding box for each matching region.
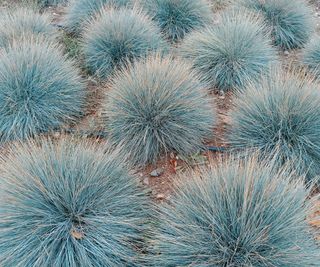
[153,156,320,266]
[102,55,215,166]
[303,35,320,78]
[238,0,315,50]
[64,0,133,34]
[228,69,320,185]
[0,137,153,266]
[0,38,86,143]
[82,8,168,79]
[179,9,278,92]
[0,8,57,49]
[137,0,213,42]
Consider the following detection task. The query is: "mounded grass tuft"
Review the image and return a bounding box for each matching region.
[179,10,277,92]
[153,156,320,266]
[239,0,315,50]
[82,8,168,79]
[0,137,152,266]
[64,0,133,34]
[228,70,320,184]
[0,8,57,49]
[302,35,320,78]
[137,0,212,42]
[0,38,85,143]
[102,55,215,165]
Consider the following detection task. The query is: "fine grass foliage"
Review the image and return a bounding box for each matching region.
[153,156,320,266]
[102,55,215,166]
[37,0,68,7]
[0,138,152,266]
[64,0,133,34]
[61,32,82,60]
[238,0,315,50]
[179,10,277,92]
[228,70,320,184]
[137,0,213,42]
[0,38,85,143]
[302,35,320,78]
[0,0,38,8]
[82,8,168,79]
[0,7,57,49]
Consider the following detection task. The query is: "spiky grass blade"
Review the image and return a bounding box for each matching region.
[0,8,57,49]
[137,0,212,42]
[303,35,320,78]
[102,55,215,165]
[0,137,152,266]
[64,0,133,34]
[153,156,320,266]
[179,9,277,92]
[228,70,320,184]
[82,8,168,79]
[0,38,85,143]
[238,0,315,50]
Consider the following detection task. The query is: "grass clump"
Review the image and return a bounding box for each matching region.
[64,0,132,34]
[0,137,152,266]
[82,8,168,79]
[179,10,277,92]
[0,7,56,48]
[137,0,212,42]
[239,0,315,50]
[153,156,320,266]
[103,55,215,165]
[0,38,85,143]
[303,35,320,78]
[228,70,320,184]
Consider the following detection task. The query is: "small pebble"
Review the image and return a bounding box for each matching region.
[156,193,165,200]
[143,177,149,185]
[53,132,60,138]
[150,168,164,177]
[70,229,84,240]
[284,51,289,56]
